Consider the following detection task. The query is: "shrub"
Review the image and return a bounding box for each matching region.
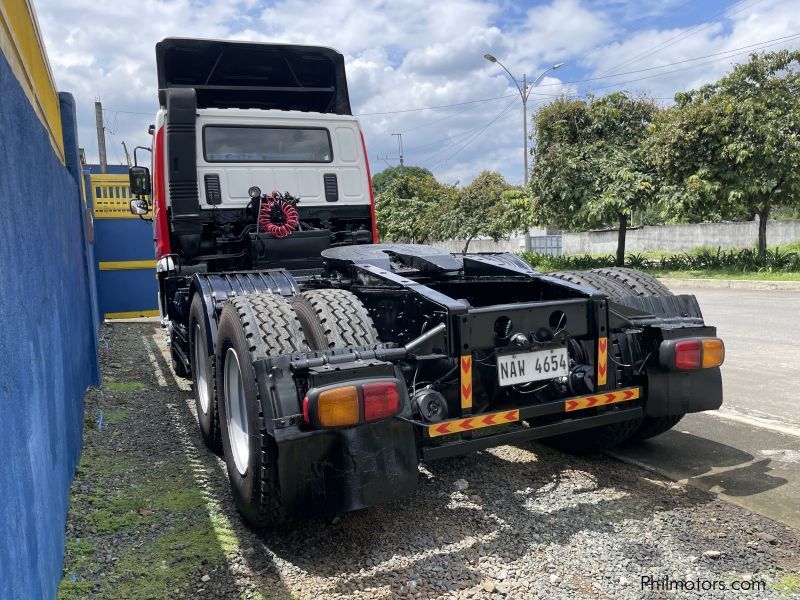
[519,246,800,273]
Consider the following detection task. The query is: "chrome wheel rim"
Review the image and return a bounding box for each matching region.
[193,324,210,415]
[224,348,249,476]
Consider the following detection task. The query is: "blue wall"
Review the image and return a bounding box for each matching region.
[0,48,99,599]
[94,219,158,316]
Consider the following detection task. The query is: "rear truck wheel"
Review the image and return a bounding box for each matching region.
[545,417,644,454]
[592,268,688,440]
[630,414,684,441]
[189,295,221,452]
[590,267,673,297]
[215,293,308,528]
[291,289,379,350]
[548,270,630,299]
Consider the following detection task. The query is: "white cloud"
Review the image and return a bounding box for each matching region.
[32,0,800,184]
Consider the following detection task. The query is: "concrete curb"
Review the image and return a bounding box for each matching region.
[659,277,800,291]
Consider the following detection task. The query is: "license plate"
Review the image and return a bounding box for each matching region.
[497,347,569,387]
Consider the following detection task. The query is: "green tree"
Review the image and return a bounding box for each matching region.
[372,165,433,194]
[375,173,455,243]
[438,171,513,253]
[647,50,800,259]
[498,187,533,234]
[529,92,659,265]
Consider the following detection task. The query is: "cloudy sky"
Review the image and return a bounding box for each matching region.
[34,0,800,185]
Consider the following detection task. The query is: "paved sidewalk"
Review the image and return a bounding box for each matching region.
[659,277,800,291]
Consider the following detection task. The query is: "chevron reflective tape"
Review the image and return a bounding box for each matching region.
[564,387,640,412]
[460,355,473,410]
[428,409,519,438]
[597,337,608,386]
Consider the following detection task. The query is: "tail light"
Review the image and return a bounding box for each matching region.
[363,381,400,421]
[303,378,404,429]
[674,339,701,370]
[660,337,725,371]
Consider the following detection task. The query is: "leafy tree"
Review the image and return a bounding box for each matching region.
[375,173,456,243]
[498,187,533,234]
[372,165,433,194]
[438,171,513,253]
[529,92,659,265]
[647,50,800,259]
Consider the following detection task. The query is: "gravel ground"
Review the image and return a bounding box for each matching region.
[59,323,800,599]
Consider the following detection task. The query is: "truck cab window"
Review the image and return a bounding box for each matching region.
[203,126,332,163]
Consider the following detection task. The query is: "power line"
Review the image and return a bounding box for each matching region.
[535,31,800,89]
[102,108,155,116]
[566,0,697,68]
[355,93,516,116]
[595,0,769,78]
[407,108,519,158]
[428,97,520,169]
[571,34,800,96]
[422,101,520,166]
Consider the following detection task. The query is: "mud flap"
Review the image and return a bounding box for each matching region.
[645,366,723,417]
[274,419,418,517]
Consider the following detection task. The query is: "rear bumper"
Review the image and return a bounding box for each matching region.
[271,386,646,516]
[422,407,643,461]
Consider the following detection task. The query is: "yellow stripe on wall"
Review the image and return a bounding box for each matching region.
[0,0,64,162]
[99,260,156,271]
[104,310,160,320]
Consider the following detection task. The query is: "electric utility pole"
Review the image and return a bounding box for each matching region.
[483,54,564,250]
[94,100,108,173]
[391,133,404,168]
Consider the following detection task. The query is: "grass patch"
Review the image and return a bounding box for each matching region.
[75,450,135,478]
[60,446,235,599]
[650,270,800,281]
[83,489,153,534]
[775,572,800,596]
[104,522,229,600]
[63,539,96,570]
[57,578,95,597]
[102,408,129,426]
[105,380,146,392]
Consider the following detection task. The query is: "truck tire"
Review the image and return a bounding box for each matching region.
[215,293,308,528]
[291,289,379,350]
[591,268,687,441]
[590,267,672,297]
[548,270,630,299]
[630,414,684,440]
[546,417,643,454]
[189,295,221,452]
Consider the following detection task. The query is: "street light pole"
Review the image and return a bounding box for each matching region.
[484,54,563,250]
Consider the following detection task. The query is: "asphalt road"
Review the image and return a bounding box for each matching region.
[612,286,800,530]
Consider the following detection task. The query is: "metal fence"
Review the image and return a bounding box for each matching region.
[91,173,150,219]
[530,235,562,256]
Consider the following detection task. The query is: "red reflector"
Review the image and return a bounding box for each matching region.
[363,382,400,421]
[302,396,310,423]
[675,339,701,370]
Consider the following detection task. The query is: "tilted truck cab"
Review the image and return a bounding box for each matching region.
[130,38,724,527]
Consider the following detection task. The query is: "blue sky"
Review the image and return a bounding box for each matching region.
[34,0,800,184]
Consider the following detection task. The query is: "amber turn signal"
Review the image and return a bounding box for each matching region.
[701,338,725,369]
[317,386,360,427]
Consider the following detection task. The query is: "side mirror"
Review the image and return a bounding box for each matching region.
[129,165,151,196]
[130,198,149,216]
